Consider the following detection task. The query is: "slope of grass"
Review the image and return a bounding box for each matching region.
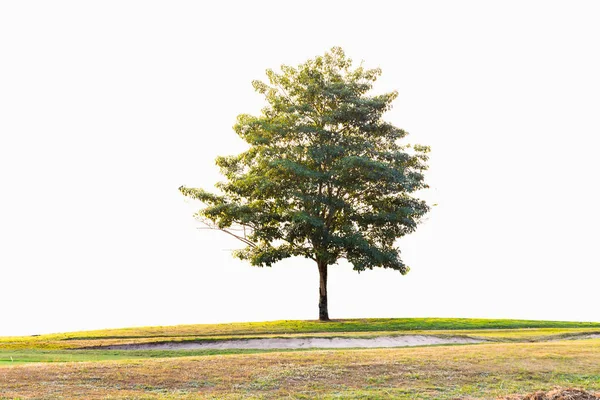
[2,339,600,399]
[0,318,599,368]
[2,318,599,351]
[25,317,600,338]
[2,318,600,398]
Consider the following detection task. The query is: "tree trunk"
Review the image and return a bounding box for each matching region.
[317,261,330,321]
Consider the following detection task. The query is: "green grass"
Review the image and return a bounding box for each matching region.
[0,350,132,365]
[0,348,314,365]
[38,317,600,338]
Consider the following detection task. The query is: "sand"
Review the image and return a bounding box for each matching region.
[94,335,485,350]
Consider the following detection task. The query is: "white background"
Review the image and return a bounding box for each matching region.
[1,1,599,336]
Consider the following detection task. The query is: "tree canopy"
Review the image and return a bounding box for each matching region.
[180,47,430,320]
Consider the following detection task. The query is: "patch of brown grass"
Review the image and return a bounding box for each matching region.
[501,388,600,399]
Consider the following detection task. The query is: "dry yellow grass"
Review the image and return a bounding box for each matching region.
[2,338,600,399]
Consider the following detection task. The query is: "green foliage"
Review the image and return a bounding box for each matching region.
[180,47,430,273]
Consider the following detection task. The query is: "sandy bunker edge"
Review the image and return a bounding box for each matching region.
[84,335,487,350]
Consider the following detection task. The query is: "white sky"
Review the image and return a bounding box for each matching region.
[1,1,599,336]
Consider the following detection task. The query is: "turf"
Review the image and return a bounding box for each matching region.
[1,318,599,399]
[2,339,600,399]
[0,349,312,365]
[2,317,600,351]
[21,317,600,339]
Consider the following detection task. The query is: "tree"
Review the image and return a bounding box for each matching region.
[179,47,430,321]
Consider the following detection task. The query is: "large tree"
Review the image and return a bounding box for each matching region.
[180,47,430,321]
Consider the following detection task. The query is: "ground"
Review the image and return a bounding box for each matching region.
[1,318,600,399]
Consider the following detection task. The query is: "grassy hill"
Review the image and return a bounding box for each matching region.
[1,318,600,399]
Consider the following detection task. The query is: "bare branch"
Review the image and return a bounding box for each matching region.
[195,218,257,248]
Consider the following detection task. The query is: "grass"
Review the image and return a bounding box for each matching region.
[2,317,600,350]
[0,349,313,365]
[12,317,600,339]
[2,339,600,399]
[1,318,600,399]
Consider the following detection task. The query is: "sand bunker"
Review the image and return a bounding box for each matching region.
[578,334,600,340]
[94,335,484,350]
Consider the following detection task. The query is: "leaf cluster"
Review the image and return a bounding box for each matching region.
[180,47,429,272]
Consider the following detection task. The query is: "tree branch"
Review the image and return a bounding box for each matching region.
[195,218,257,248]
